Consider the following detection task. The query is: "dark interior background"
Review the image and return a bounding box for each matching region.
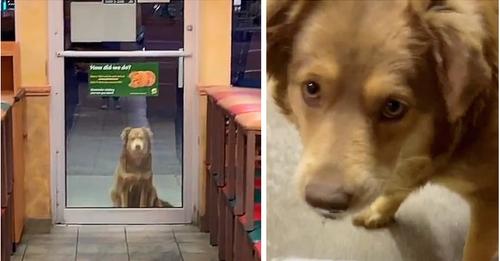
[231,0,261,88]
[1,0,15,41]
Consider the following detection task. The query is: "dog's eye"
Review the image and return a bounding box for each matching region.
[302,81,321,106]
[381,99,407,120]
[305,81,320,96]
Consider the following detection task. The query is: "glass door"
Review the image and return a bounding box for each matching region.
[49,0,198,224]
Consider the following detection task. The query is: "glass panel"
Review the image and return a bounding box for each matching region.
[64,57,183,208]
[1,0,15,41]
[64,0,184,51]
[231,0,260,88]
[63,0,184,209]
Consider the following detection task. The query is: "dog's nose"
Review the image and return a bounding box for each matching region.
[304,177,352,211]
[135,144,141,150]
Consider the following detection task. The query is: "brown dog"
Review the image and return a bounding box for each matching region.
[110,127,172,208]
[268,0,498,260]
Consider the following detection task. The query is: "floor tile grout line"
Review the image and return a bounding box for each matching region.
[125,226,131,261]
[172,229,184,261]
[75,227,80,261]
[20,239,28,261]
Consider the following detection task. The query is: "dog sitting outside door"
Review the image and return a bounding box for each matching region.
[110,127,173,208]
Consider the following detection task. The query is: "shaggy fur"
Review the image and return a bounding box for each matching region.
[110,127,172,208]
[267,1,498,260]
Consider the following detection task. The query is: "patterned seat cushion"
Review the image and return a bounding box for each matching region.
[254,241,261,258]
[248,221,261,243]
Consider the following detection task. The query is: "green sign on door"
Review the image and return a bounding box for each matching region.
[89,62,159,96]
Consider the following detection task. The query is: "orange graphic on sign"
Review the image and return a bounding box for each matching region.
[128,71,156,88]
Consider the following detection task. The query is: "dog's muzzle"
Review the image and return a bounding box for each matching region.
[130,140,144,151]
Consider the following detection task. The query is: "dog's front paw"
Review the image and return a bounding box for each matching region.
[352,207,395,229]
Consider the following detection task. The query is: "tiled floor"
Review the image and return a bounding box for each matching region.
[12,225,217,261]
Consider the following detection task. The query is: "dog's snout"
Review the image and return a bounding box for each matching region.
[305,177,352,212]
[130,139,144,151]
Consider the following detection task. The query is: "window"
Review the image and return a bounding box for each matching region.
[231,0,261,88]
[1,0,15,41]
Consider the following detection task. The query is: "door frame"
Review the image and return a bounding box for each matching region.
[48,1,200,224]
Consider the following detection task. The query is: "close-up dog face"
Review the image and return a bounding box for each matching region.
[121,127,153,155]
[268,0,494,217]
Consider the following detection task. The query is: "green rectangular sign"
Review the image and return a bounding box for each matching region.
[89,62,159,96]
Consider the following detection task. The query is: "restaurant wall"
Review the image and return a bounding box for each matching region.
[197,0,232,226]
[199,0,232,86]
[16,0,52,220]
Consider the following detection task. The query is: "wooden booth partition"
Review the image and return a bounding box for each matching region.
[197,84,231,232]
[1,41,27,248]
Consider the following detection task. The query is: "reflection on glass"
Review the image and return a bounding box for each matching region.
[64,58,183,208]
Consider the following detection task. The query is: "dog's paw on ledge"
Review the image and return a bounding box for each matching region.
[352,208,395,229]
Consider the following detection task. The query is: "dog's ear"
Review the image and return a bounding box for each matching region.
[267,0,315,115]
[142,127,153,138]
[416,0,495,123]
[121,127,132,141]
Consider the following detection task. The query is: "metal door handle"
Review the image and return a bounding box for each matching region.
[57,50,190,58]
[178,48,184,89]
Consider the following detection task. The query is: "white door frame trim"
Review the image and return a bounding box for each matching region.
[48,1,200,224]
